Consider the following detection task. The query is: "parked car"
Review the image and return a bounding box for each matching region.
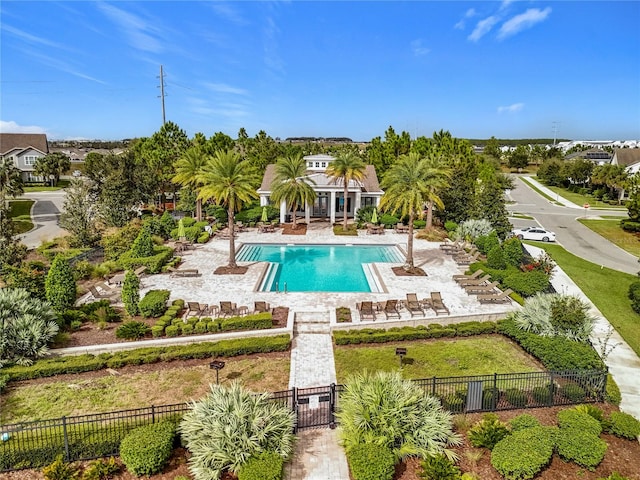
[511,227,556,242]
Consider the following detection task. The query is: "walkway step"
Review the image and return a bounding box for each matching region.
[284,429,350,480]
[295,324,330,334]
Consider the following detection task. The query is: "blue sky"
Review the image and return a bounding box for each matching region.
[1,1,639,141]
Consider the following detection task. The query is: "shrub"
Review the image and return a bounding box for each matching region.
[598,473,630,480]
[556,429,607,470]
[121,270,140,316]
[42,455,79,480]
[557,409,602,436]
[573,404,604,423]
[220,313,272,332]
[129,228,154,258]
[487,245,506,270]
[115,321,150,340]
[194,321,208,334]
[491,426,555,480]
[181,323,194,335]
[337,371,461,460]
[165,325,180,337]
[151,325,165,338]
[503,237,524,267]
[444,221,457,232]
[441,394,465,414]
[467,413,510,450]
[456,219,493,242]
[238,451,285,480]
[419,453,461,480]
[119,422,176,476]
[81,457,120,480]
[505,388,527,408]
[0,373,9,393]
[118,245,173,274]
[172,298,185,309]
[628,281,640,314]
[180,382,295,479]
[379,213,399,228]
[138,289,170,317]
[503,271,549,297]
[560,383,586,403]
[509,414,540,432]
[531,385,553,405]
[45,255,77,313]
[482,387,499,410]
[606,411,640,440]
[549,295,595,342]
[346,443,396,480]
[413,220,426,229]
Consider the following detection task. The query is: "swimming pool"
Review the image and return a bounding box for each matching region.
[237,243,404,292]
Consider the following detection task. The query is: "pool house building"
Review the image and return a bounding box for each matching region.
[257,154,384,224]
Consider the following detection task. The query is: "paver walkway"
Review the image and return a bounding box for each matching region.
[285,311,350,480]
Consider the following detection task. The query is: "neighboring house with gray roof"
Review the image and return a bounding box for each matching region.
[258,154,383,224]
[0,133,49,182]
[611,148,640,200]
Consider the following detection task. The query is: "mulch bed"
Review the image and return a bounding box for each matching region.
[281,223,307,235]
[392,266,427,276]
[213,265,248,275]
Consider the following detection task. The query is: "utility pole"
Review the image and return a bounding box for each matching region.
[158,65,166,125]
[552,121,561,146]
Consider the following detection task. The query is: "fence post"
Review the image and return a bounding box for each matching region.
[62,416,70,463]
[329,383,336,429]
[600,368,608,402]
[292,388,298,434]
[548,372,555,407]
[492,373,497,411]
[431,376,436,397]
[152,405,155,424]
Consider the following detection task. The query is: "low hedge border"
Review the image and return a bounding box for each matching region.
[333,321,497,345]
[1,335,291,383]
[152,313,273,337]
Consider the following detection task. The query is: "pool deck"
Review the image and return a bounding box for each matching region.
[139,222,518,322]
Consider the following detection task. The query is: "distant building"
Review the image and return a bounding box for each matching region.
[257,154,383,224]
[611,148,640,200]
[564,148,612,164]
[0,133,49,182]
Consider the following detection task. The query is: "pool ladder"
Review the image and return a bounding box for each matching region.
[275,282,287,293]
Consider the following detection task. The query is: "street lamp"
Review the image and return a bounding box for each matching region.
[209,360,225,384]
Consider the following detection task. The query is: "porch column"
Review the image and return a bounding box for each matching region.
[260,196,268,207]
[330,191,336,224]
[305,200,311,224]
[354,191,362,218]
[280,200,287,224]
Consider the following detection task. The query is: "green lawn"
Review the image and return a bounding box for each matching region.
[579,219,640,257]
[8,199,34,233]
[0,355,290,423]
[520,177,562,205]
[533,243,640,357]
[540,183,627,210]
[333,336,542,383]
[23,179,69,192]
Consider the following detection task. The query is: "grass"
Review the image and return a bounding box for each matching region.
[0,354,290,423]
[332,224,359,236]
[520,177,562,205]
[532,243,640,357]
[23,179,69,192]
[537,182,627,210]
[333,336,542,383]
[578,218,640,257]
[8,199,34,233]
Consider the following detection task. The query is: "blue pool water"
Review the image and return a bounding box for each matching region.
[237,244,404,292]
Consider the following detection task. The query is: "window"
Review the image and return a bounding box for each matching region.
[315,162,320,167]
[336,195,351,213]
[321,162,326,167]
[308,162,313,168]
[362,197,376,207]
[24,155,38,165]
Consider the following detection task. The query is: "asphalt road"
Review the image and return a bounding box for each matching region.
[19,191,68,249]
[507,176,637,275]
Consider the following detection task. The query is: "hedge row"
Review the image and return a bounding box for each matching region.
[153,313,273,338]
[333,321,497,345]
[2,335,291,382]
[497,318,605,371]
[346,444,395,480]
[118,246,174,274]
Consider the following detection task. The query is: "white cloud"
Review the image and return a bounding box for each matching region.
[468,16,499,42]
[410,39,430,56]
[0,120,48,134]
[498,7,552,40]
[203,82,249,96]
[2,25,66,50]
[500,0,514,11]
[497,103,524,113]
[96,2,164,53]
[210,2,247,25]
[455,8,477,30]
[20,49,106,84]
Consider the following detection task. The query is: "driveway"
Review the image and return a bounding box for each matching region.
[19,191,68,249]
[507,176,637,275]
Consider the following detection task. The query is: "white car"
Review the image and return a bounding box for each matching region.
[511,227,556,242]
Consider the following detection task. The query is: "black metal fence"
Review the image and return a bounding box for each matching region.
[0,369,607,472]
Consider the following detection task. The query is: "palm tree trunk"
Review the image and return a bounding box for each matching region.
[343,183,348,230]
[426,200,434,229]
[405,211,415,270]
[228,207,237,268]
[196,198,202,222]
[292,202,297,229]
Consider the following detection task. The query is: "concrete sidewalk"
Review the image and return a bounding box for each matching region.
[519,176,583,209]
[526,245,640,419]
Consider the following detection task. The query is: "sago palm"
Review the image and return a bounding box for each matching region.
[325,151,366,230]
[180,382,295,480]
[270,153,316,229]
[173,146,209,221]
[198,150,258,268]
[336,370,461,461]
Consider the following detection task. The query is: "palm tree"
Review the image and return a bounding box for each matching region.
[172,146,208,221]
[422,153,452,229]
[325,151,366,230]
[198,150,258,268]
[270,154,316,229]
[380,153,428,270]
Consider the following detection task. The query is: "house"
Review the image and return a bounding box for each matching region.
[611,148,640,200]
[0,133,49,182]
[257,154,384,224]
[564,148,612,164]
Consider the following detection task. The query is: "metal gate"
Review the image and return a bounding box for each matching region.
[294,384,337,431]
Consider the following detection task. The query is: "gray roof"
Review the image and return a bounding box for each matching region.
[613,148,640,167]
[0,133,49,155]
